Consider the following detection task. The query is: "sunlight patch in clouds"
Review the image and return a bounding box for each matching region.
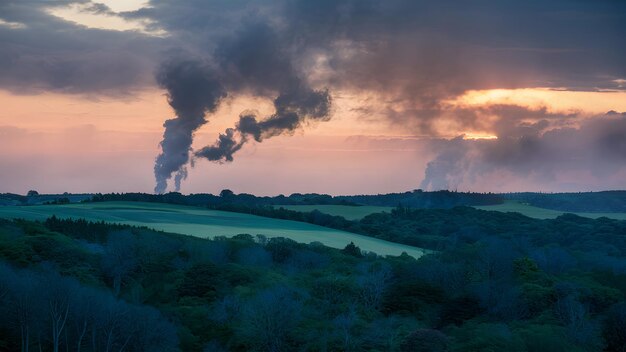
[451,88,626,115]
[46,2,165,36]
[0,18,26,29]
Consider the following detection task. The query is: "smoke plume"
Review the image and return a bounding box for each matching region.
[195,87,331,163]
[144,1,624,193]
[153,60,225,193]
[420,111,626,191]
[154,23,332,192]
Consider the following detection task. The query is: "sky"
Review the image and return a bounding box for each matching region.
[1,0,625,195]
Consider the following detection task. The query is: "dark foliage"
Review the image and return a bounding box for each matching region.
[1,199,626,351]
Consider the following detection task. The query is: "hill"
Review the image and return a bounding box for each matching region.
[506,191,626,213]
[0,201,425,258]
[476,201,626,220]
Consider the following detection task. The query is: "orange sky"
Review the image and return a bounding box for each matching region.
[2,0,626,194]
[2,88,626,194]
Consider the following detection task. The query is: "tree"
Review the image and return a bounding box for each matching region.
[178,263,220,299]
[101,231,138,296]
[356,262,392,311]
[123,305,179,352]
[265,237,298,263]
[342,242,363,258]
[603,302,626,352]
[8,271,41,352]
[220,189,235,198]
[363,316,417,351]
[69,287,100,352]
[44,274,73,352]
[553,294,603,351]
[236,286,303,352]
[400,329,449,352]
[332,305,359,350]
[236,246,273,267]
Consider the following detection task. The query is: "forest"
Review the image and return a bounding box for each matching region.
[1,204,626,351]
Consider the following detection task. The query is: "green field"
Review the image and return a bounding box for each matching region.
[0,201,426,258]
[475,201,626,220]
[275,205,393,220]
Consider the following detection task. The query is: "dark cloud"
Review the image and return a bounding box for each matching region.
[4,0,625,97]
[284,0,626,91]
[0,0,161,95]
[141,0,626,191]
[3,0,626,192]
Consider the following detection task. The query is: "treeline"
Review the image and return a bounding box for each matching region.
[506,191,626,212]
[337,190,504,208]
[89,189,357,207]
[87,189,504,208]
[2,212,626,351]
[0,192,92,206]
[8,190,626,212]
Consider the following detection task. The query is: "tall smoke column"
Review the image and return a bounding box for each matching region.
[153,60,226,193]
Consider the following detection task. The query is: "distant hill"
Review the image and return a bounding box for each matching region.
[0,192,92,206]
[0,201,426,258]
[505,191,626,213]
[87,190,505,208]
[4,189,626,213]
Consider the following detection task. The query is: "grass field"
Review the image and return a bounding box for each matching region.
[275,205,393,220]
[474,201,626,220]
[0,201,426,258]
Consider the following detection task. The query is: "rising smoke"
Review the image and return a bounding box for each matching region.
[154,23,332,193]
[153,60,225,193]
[147,1,626,193]
[420,111,626,191]
[195,86,331,163]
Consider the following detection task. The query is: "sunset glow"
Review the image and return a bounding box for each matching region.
[1,0,625,194]
[452,88,626,115]
[2,3,626,348]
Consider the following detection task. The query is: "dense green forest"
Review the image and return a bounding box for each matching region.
[1,206,626,351]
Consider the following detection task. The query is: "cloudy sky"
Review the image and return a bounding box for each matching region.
[1,0,625,195]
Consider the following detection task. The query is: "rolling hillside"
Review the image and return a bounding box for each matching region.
[0,201,426,258]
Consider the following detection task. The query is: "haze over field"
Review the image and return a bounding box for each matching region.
[1,0,625,195]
